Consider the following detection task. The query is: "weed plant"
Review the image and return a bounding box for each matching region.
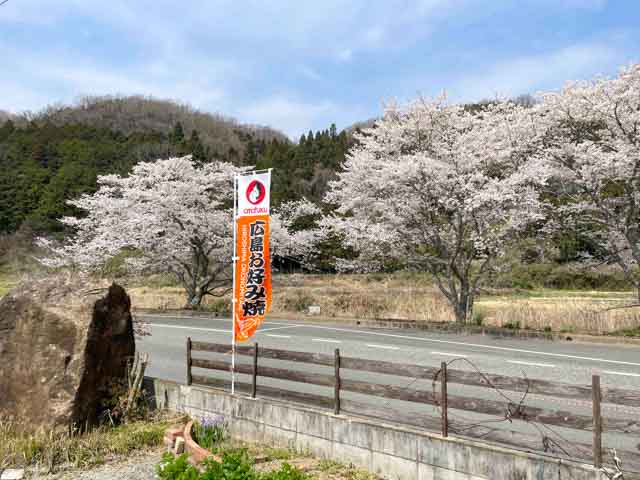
[157,450,309,480]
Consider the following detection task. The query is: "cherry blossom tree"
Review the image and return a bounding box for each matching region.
[39,156,313,308]
[270,198,324,266]
[324,96,544,323]
[534,64,640,302]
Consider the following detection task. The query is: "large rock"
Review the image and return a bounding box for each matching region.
[0,275,135,430]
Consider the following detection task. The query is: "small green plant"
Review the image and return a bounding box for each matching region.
[263,447,294,461]
[502,321,521,330]
[206,450,255,480]
[157,453,200,480]
[281,291,314,312]
[201,298,232,315]
[157,449,308,480]
[317,459,342,474]
[613,326,640,337]
[262,463,308,480]
[317,459,378,480]
[472,311,485,326]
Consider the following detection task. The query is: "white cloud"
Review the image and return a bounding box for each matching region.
[337,49,354,62]
[363,26,385,47]
[0,0,634,137]
[0,44,229,114]
[237,95,346,138]
[298,65,322,81]
[452,43,618,101]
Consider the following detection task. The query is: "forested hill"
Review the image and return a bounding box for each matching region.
[0,96,352,235]
[27,96,288,158]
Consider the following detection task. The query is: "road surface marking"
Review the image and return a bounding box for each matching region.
[366,344,399,350]
[138,314,290,327]
[265,334,292,339]
[143,316,640,368]
[508,360,555,368]
[260,325,300,332]
[431,351,467,358]
[312,338,342,344]
[149,323,228,333]
[298,325,640,367]
[603,370,640,378]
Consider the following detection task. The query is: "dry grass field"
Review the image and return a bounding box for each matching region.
[1,269,637,334]
[126,273,640,335]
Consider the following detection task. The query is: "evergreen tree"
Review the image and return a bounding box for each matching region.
[189,130,207,164]
[0,120,15,141]
[171,122,185,145]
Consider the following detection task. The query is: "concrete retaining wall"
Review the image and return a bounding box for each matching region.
[145,377,608,480]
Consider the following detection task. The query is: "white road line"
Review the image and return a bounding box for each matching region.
[150,323,228,333]
[259,325,300,332]
[603,370,640,378]
[431,351,467,358]
[265,334,292,339]
[508,360,555,368]
[138,314,290,327]
[366,344,399,350]
[144,316,640,368]
[312,338,342,344]
[298,325,640,368]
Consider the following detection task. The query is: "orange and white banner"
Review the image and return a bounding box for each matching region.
[233,172,272,342]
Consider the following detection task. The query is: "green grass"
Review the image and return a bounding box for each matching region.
[612,327,640,337]
[0,272,18,298]
[0,418,170,471]
[316,459,379,480]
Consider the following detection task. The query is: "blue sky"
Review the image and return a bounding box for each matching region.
[1,0,638,138]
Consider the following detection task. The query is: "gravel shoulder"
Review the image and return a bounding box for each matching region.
[28,448,164,480]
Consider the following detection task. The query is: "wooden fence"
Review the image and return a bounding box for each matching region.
[186,339,640,470]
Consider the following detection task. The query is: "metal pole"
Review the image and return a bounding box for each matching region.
[592,374,602,468]
[186,337,192,386]
[334,348,341,415]
[231,174,238,395]
[441,362,448,437]
[252,342,259,398]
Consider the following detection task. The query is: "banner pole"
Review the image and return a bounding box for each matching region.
[231,173,238,395]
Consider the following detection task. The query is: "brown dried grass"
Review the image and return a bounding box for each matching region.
[129,274,640,335]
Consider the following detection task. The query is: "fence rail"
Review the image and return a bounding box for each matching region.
[187,339,640,470]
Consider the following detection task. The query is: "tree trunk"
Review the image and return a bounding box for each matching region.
[188,293,204,309]
[183,285,204,310]
[453,285,474,324]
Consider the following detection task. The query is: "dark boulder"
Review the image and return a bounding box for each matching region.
[0,275,135,430]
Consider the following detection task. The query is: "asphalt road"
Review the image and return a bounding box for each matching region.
[137,313,640,459]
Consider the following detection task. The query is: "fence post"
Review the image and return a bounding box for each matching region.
[592,374,602,468]
[252,342,259,398]
[441,361,448,437]
[186,337,192,386]
[334,348,341,415]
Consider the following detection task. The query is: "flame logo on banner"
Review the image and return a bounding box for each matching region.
[246,180,266,205]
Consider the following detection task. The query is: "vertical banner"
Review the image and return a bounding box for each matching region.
[233,171,272,342]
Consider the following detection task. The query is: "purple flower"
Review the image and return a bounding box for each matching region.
[200,414,226,429]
